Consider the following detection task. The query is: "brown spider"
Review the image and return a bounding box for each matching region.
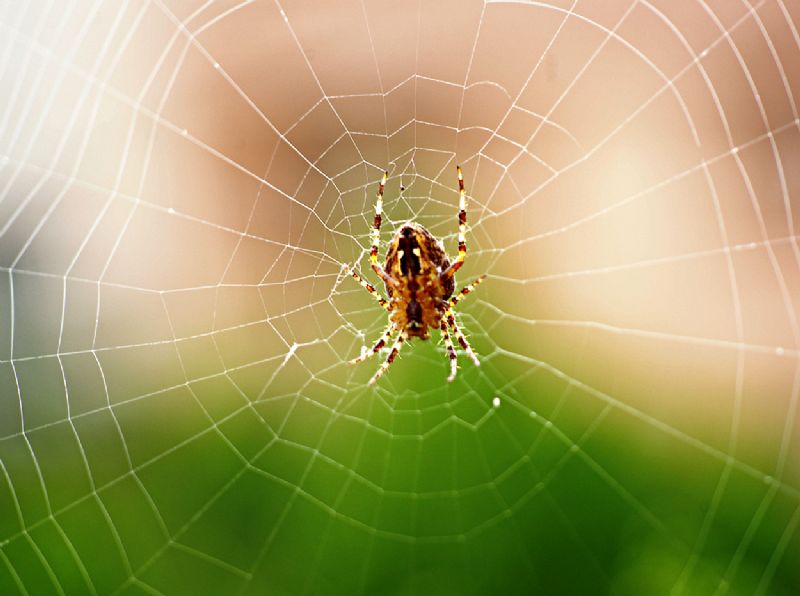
[350,166,486,385]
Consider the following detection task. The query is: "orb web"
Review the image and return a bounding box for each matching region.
[0,0,799,594]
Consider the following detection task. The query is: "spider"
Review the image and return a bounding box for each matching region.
[350,166,487,385]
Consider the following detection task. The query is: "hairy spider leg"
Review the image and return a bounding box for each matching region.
[446,308,480,367]
[351,322,395,364]
[439,319,458,382]
[350,268,391,311]
[369,171,399,288]
[369,331,406,385]
[369,170,386,264]
[441,165,468,281]
[450,274,487,308]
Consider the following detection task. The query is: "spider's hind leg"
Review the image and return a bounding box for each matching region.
[351,322,395,364]
[440,319,458,382]
[446,308,480,368]
[369,331,406,385]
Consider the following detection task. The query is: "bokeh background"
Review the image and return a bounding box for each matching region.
[1,0,799,594]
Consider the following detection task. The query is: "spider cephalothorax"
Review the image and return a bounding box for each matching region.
[350,166,486,384]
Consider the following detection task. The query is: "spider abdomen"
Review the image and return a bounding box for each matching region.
[384,223,453,339]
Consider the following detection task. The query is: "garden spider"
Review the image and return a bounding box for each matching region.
[350,166,487,385]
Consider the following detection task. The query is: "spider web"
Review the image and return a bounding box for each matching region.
[0,0,799,593]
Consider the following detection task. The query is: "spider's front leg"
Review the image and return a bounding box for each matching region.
[369,170,399,289]
[441,165,468,282]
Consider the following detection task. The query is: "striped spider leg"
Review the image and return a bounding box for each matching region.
[440,273,487,376]
[449,275,487,309]
[444,307,480,368]
[368,171,399,290]
[349,268,391,312]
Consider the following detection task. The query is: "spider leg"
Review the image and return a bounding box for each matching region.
[449,274,487,308]
[439,318,458,382]
[350,268,391,311]
[446,308,480,368]
[441,165,468,281]
[350,322,395,364]
[369,170,399,289]
[369,331,406,385]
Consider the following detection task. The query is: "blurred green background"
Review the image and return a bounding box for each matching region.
[1,0,799,594]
